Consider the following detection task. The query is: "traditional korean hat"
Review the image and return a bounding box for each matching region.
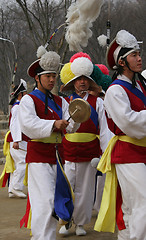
[27,46,60,78]
[106,30,140,70]
[61,52,112,92]
[27,46,61,114]
[60,52,97,91]
[9,79,27,105]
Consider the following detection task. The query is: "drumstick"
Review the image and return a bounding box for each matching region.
[19,148,27,152]
[67,105,81,122]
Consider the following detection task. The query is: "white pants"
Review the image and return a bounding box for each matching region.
[116,163,146,240]
[93,173,106,213]
[28,163,57,240]
[9,142,26,192]
[64,161,97,226]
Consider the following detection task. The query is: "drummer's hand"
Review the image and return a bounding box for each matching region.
[70,95,73,103]
[54,120,69,131]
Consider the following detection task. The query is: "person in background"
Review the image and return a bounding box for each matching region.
[87,63,112,214]
[59,52,113,236]
[88,64,111,99]
[18,46,80,240]
[90,64,111,213]
[8,79,27,198]
[94,30,146,240]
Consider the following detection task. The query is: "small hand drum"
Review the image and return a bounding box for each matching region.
[68,98,91,123]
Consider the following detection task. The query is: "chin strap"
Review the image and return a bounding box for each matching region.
[137,73,146,91]
[124,58,146,90]
[74,86,88,96]
[124,59,137,88]
[112,59,146,91]
[45,90,60,114]
[44,91,49,115]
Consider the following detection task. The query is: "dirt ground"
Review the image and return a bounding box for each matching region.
[0,163,118,240]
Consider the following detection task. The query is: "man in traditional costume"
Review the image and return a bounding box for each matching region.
[94,30,146,240]
[7,79,27,198]
[18,46,80,240]
[59,52,112,236]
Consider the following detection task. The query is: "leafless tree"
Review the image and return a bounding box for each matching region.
[0,0,145,114]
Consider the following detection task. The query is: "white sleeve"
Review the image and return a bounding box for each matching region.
[104,85,146,139]
[10,104,22,142]
[61,97,80,133]
[19,95,55,139]
[96,97,113,153]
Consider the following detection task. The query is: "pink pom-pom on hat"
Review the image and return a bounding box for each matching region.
[95,64,109,75]
[70,52,91,62]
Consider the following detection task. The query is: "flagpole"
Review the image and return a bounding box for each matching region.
[44,23,66,49]
[106,0,111,47]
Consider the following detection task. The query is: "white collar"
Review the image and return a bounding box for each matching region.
[82,92,89,101]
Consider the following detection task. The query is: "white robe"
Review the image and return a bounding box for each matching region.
[9,101,27,193]
[19,93,80,240]
[104,75,146,240]
[64,92,113,226]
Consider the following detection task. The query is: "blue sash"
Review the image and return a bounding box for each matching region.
[30,89,62,119]
[113,80,146,106]
[12,101,20,107]
[54,149,74,222]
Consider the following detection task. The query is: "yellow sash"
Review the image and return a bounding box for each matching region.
[23,163,28,186]
[65,133,97,142]
[31,132,62,143]
[0,131,15,187]
[94,135,146,233]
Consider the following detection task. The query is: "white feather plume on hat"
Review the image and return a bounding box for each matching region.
[65,0,104,51]
[66,3,79,23]
[78,0,103,22]
[97,34,107,47]
[39,51,60,72]
[65,20,92,52]
[27,46,60,77]
[37,45,47,58]
[116,30,139,49]
[106,30,140,70]
[37,45,60,72]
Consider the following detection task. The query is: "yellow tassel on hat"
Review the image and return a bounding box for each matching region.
[60,62,75,85]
